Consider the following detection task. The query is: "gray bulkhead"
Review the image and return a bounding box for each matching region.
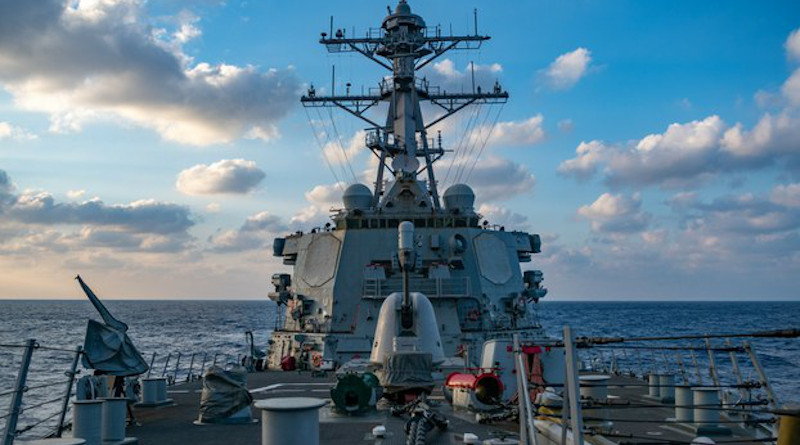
[267,2,549,370]
[270,218,542,367]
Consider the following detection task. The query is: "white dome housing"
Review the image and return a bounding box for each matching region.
[342,183,372,210]
[443,183,475,211]
[369,292,445,366]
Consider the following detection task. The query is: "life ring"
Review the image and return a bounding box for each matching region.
[312,353,323,368]
[467,308,481,321]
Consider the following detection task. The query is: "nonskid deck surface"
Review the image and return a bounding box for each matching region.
[131,370,518,445]
[591,375,767,445]
[129,371,767,445]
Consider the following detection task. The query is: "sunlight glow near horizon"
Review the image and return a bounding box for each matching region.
[0,0,799,301]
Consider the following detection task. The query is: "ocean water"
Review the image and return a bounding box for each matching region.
[1,300,798,438]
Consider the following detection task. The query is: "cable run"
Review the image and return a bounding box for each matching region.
[442,103,480,189]
[304,107,344,192]
[465,101,505,183]
[453,102,494,185]
[14,409,63,436]
[326,107,358,184]
[315,106,351,188]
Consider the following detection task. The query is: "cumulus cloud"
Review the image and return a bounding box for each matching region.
[721,111,800,158]
[0,122,37,141]
[541,48,592,90]
[604,115,727,187]
[484,115,545,147]
[557,140,606,181]
[7,192,194,234]
[578,193,651,234]
[290,182,344,226]
[640,229,667,245]
[176,159,266,195]
[209,211,287,253]
[558,29,800,189]
[322,130,366,165]
[671,186,800,243]
[772,28,800,106]
[305,183,344,208]
[0,170,13,195]
[458,155,536,202]
[781,69,800,106]
[172,10,201,44]
[560,113,800,188]
[0,1,299,145]
[68,226,193,253]
[477,204,530,231]
[786,28,800,61]
[771,183,800,207]
[427,59,503,93]
[66,189,86,199]
[543,186,800,298]
[0,169,195,254]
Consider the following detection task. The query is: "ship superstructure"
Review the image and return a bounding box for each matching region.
[3,5,799,445]
[267,1,548,370]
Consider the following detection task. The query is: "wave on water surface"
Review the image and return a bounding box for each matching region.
[0,300,798,438]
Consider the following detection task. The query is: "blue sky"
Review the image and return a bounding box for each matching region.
[1,0,799,300]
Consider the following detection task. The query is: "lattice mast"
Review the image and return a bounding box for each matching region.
[301,1,508,210]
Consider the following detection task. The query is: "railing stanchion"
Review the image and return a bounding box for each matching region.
[56,345,82,437]
[172,353,182,384]
[200,353,208,379]
[660,348,672,374]
[621,348,632,376]
[635,349,645,379]
[597,349,606,372]
[674,351,688,385]
[513,335,538,445]
[162,353,171,378]
[690,349,703,385]
[725,339,747,403]
[2,339,36,445]
[744,342,779,410]
[563,326,584,445]
[610,349,619,375]
[705,337,721,388]
[187,353,196,382]
[147,352,157,378]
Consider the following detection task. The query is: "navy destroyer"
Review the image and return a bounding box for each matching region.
[266,0,548,374]
[2,2,799,445]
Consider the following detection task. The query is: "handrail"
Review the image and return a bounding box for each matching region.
[55,346,82,437]
[0,342,253,444]
[573,328,800,346]
[2,339,35,445]
[485,330,784,445]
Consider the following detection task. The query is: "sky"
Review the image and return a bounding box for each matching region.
[1,0,799,300]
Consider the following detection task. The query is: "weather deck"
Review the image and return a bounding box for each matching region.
[130,370,518,445]
[124,371,771,445]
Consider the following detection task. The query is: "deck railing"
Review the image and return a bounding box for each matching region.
[0,341,251,445]
[362,277,470,299]
[506,327,794,445]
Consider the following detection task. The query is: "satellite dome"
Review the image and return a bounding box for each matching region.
[395,1,411,15]
[342,183,372,210]
[384,0,425,30]
[443,184,475,211]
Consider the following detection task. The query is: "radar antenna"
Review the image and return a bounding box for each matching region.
[302,1,508,210]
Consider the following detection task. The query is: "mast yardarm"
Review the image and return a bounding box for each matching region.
[301,1,508,211]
